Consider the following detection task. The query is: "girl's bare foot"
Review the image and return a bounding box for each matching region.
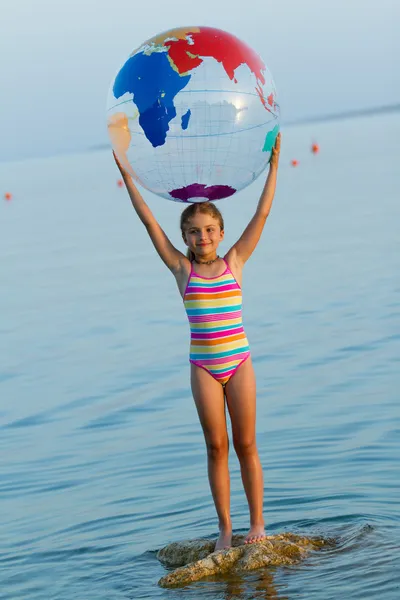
[214,526,232,551]
[244,523,266,544]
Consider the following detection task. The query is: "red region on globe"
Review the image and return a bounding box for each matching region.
[164,27,266,89]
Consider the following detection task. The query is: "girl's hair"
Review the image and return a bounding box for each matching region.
[180,202,224,262]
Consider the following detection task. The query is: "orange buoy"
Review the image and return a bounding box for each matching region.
[291,159,299,167]
[117,179,124,187]
[4,192,12,200]
[311,143,320,154]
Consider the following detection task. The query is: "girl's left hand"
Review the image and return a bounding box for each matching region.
[269,132,281,169]
[113,150,129,178]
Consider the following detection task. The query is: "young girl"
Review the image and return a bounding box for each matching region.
[114,133,281,550]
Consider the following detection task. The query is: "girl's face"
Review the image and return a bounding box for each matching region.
[183,212,224,257]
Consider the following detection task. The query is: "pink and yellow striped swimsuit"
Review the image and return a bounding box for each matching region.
[183,258,251,386]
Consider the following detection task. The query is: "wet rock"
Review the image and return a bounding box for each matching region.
[157,532,330,588]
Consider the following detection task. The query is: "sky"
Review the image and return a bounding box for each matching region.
[0,0,398,161]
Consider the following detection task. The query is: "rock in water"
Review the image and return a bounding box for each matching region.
[157,533,331,588]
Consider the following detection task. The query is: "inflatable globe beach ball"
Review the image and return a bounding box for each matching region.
[107,26,280,203]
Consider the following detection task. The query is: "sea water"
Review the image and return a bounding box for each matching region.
[0,111,399,599]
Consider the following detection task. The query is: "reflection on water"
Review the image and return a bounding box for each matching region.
[0,112,399,598]
[203,569,288,600]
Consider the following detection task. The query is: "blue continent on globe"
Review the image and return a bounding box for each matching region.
[113,52,191,148]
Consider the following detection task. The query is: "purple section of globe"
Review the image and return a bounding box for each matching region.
[170,183,237,202]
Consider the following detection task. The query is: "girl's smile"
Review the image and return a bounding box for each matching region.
[183,214,224,258]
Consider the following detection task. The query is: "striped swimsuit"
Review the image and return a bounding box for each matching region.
[183,258,251,386]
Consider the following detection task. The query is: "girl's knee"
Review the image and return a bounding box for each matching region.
[206,437,229,461]
[233,436,257,459]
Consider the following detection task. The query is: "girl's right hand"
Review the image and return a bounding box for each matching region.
[269,133,281,170]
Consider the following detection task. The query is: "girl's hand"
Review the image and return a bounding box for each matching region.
[269,132,281,170]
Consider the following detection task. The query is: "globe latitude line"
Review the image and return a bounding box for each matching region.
[126,117,278,139]
[107,88,274,114]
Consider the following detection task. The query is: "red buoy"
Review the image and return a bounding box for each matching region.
[291,159,299,167]
[117,179,124,187]
[311,143,320,154]
[4,192,12,201]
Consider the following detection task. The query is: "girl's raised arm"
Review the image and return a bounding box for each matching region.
[225,133,281,268]
[114,152,188,275]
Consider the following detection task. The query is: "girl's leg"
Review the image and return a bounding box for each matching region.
[191,363,232,550]
[225,357,266,544]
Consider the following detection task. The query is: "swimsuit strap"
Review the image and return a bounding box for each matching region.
[221,257,241,289]
[221,257,230,272]
[183,262,194,299]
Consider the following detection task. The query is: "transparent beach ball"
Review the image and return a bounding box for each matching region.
[107,26,280,203]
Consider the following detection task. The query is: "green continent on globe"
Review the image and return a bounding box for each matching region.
[262,125,280,153]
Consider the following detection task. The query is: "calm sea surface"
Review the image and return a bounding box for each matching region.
[1,112,399,599]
